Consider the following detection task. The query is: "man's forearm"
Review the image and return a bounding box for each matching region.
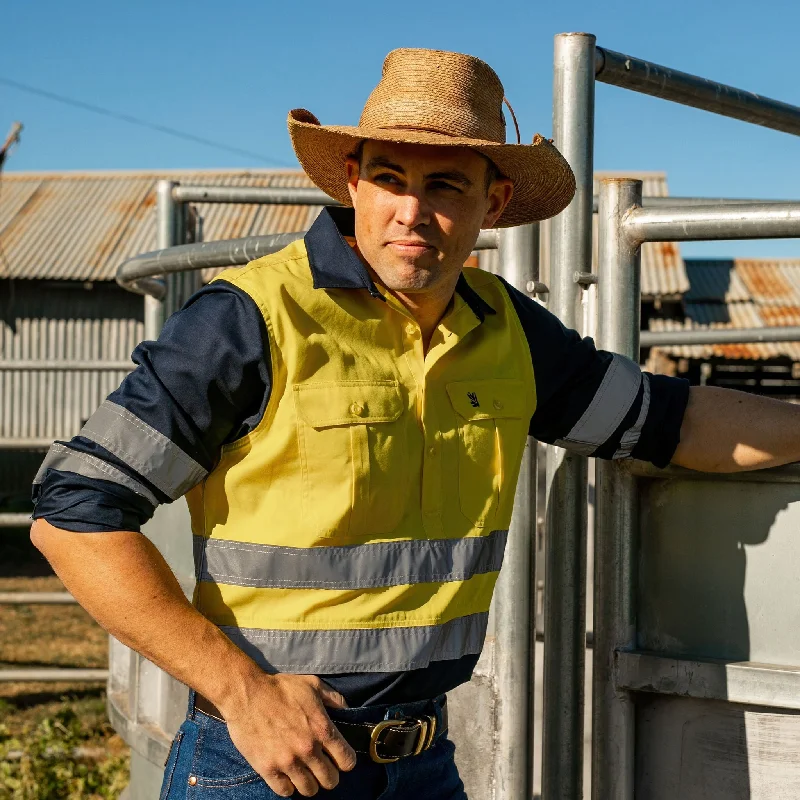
[30,519,264,716]
[671,385,800,472]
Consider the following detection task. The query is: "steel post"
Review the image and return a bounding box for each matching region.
[146,180,179,339]
[592,178,643,800]
[494,225,539,800]
[543,32,595,800]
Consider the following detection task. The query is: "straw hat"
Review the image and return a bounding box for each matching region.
[288,48,575,228]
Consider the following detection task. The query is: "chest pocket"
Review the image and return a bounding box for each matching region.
[446,379,528,528]
[294,380,408,539]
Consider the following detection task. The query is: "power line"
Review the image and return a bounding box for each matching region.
[0,76,294,167]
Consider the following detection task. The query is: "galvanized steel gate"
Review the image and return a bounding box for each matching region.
[546,33,800,800]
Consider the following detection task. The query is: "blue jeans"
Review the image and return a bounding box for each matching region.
[159,689,468,799]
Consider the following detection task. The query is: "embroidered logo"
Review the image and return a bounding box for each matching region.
[467,392,480,408]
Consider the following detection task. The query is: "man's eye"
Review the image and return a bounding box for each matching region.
[375,173,401,185]
[431,181,462,193]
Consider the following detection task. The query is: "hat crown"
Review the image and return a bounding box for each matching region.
[358,48,507,143]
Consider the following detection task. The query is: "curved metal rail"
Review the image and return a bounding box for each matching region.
[117,229,500,298]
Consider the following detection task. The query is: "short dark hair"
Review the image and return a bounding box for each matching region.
[480,154,503,194]
[347,140,504,196]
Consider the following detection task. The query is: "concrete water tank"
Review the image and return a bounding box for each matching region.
[625,462,800,799]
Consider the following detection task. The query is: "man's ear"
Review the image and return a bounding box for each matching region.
[345,157,360,206]
[482,179,514,229]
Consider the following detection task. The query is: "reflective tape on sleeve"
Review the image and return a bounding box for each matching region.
[554,354,642,456]
[34,442,159,507]
[79,400,207,499]
[613,372,651,460]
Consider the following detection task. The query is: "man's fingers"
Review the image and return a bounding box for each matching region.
[316,681,349,710]
[264,772,296,798]
[285,763,320,797]
[306,748,340,791]
[322,729,358,772]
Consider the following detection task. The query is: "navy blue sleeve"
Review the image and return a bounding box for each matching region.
[499,278,690,469]
[32,281,272,532]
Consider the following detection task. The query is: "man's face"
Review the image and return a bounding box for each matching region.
[345,140,513,295]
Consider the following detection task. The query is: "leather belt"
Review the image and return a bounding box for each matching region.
[194,693,447,764]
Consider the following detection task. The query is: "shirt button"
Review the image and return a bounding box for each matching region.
[428,446,437,457]
[405,323,418,337]
[350,402,365,417]
[493,399,504,411]
[188,775,198,786]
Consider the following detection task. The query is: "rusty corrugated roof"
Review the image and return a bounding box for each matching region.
[0,169,319,281]
[650,258,800,361]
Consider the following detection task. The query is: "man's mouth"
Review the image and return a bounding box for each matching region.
[387,241,435,255]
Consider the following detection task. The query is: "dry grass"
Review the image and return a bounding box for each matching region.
[0,533,130,799]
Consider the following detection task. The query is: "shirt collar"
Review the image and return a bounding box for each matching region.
[304,207,496,322]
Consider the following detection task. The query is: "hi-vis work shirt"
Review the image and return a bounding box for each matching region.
[33,207,690,707]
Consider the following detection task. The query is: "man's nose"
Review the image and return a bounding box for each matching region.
[394,191,430,228]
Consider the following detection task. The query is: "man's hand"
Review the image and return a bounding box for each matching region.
[222,672,357,797]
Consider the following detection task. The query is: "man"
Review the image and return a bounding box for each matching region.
[29,48,800,799]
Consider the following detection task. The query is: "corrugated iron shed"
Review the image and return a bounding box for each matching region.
[0,169,319,281]
[650,258,800,361]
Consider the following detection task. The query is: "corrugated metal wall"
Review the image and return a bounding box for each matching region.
[0,279,143,499]
[0,280,143,440]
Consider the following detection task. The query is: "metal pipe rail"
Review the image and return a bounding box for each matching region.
[0,668,108,682]
[0,592,76,604]
[173,185,337,205]
[0,512,32,527]
[174,184,794,212]
[0,360,133,371]
[641,326,800,347]
[0,438,54,451]
[596,47,800,137]
[117,229,500,298]
[625,202,800,243]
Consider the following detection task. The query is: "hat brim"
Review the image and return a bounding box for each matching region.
[287,109,576,228]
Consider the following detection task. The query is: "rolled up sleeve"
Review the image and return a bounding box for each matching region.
[32,281,271,532]
[500,278,690,469]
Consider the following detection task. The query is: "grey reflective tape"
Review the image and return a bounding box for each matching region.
[33,443,159,507]
[556,354,642,455]
[197,530,508,590]
[613,373,651,460]
[79,400,206,500]
[220,612,490,673]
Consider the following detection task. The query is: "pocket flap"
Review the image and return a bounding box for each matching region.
[294,381,404,428]
[446,379,526,421]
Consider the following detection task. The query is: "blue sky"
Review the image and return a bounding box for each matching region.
[2,0,798,258]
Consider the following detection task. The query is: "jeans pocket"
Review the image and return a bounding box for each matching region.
[191,715,262,789]
[159,730,185,800]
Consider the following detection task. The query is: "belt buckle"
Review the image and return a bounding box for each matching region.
[369,718,431,764]
[420,713,437,752]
